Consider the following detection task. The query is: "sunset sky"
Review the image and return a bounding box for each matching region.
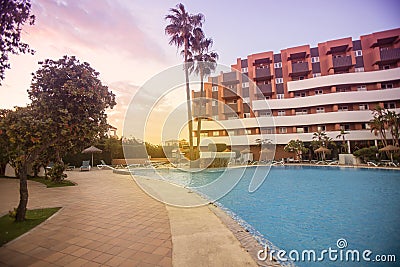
[0,0,399,144]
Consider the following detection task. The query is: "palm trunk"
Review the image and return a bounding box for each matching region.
[16,160,28,222]
[184,39,194,165]
[196,67,204,154]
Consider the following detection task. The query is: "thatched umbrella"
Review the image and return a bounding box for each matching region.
[259,148,274,161]
[379,145,400,163]
[82,146,102,167]
[314,147,331,161]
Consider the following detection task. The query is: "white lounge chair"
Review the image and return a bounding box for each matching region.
[97,160,114,170]
[80,160,91,171]
[367,161,379,167]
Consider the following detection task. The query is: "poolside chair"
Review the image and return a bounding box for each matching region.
[97,160,114,170]
[367,161,379,167]
[80,160,91,171]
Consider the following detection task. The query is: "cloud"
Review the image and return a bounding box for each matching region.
[30,0,166,62]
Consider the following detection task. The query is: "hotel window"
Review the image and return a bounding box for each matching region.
[340,124,350,131]
[295,109,308,115]
[277,94,285,99]
[245,129,252,135]
[355,67,364,72]
[357,85,367,91]
[243,113,251,118]
[242,82,249,88]
[316,107,325,113]
[337,87,350,92]
[315,90,323,95]
[279,127,287,134]
[317,125,326,132]
[212,100,217,106]
[212,85,218,91]
[261,127,274,134]
[338,106,348,112]
[275,78,283,84]
[259,110,272,117]
[213,131,220,136]
[228,84,236,89]
[274,62,282,68]
[278,110,285,116]
[295,92,307,98]
[361,123,371,130]
[311,56,320,63]
[313,73,321,78]
[382,83,393,89]
[359,104,369,110]
[355,50,363,57]
[200,132,208,137]
[384,102,396,109]
[296,127,304,133]
[241,67,248,73]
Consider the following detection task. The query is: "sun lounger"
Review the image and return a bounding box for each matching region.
[328,161,339,165]
[367,161,379,167]
[80,160,91,171]
[97,160,114,170]
[271,160,284,166]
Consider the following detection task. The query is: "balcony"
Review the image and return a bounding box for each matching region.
[290,62,310,76]
[332,55,352,69]
[380,48,400,63]
[223,103,239,114]
[222,88,239,99]
[255,67,272,80]
[257,83,272,96]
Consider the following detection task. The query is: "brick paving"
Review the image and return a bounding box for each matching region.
[0,170,172,267]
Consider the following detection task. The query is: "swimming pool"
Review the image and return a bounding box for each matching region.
[133,166,400,266]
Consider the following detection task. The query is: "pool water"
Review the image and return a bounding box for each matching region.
[134,166,400,266]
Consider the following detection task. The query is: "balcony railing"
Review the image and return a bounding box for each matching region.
[222,88,239,98]
[380,48,400,62]
[332,55,352,69]
[291,62,309,74]
[223,103,239,113]
[257,83,272,96]
[255,67,272,79]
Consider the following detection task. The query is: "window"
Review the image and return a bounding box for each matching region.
[355,50,362,57]
[260,127,274,134]
[316,107,325,113]
[337,87,350,92]
[212,85,218,92]
[359,104,368,110]
[296,127,304,133]
[241,67,248,73]
[313,73,321,78]
[259,110,272,117]
[242,82,249,88]
[278,110,285,116]
[382,83,393,89]
[339,106,348,112]
[279,127,287,134]
[274,62,282,68]
[213,131,220,136]
[295,92,307,98]
[355,67,364,72]
[295,109,308,115]
[315,90,323,95]
[245,129,252,135]
[340,124,350,131]
[311,56,320,63]
[384,102,396,109]
[317,125,326,132]
[200,132,208,137]
[277,94,285,99]
[228,84,236,89]
[227,130,235,136]
[357,85,367,91]
[212,100,217,106]
[275,78,283,84]
[243,113,251,118]
[361,123,371,130]
[383,65,390,70]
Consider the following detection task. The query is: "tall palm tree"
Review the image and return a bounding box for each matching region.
[336,129,349,153]
[384,110,400,146]
[165,3,204,162]
[369,106,388,148]
[188,28,218,154]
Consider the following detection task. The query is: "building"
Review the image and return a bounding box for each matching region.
[192,28,400,160]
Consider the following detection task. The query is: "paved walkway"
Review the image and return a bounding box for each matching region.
[0,170,172,266]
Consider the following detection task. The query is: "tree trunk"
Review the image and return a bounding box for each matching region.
[16,162,28,222]
[0,162,6,176]
[184,38,194,165]
[196,67,204,153]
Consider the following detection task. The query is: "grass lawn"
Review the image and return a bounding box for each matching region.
[0,207,61,246]
[29,177,75,188]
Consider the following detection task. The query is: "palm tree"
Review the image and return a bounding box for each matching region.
[336,129,349,153]
[188,28,218,154]
[284,139,308,161]
[165,3,204,163]
[369,106,388,148]
[384,110,400,146]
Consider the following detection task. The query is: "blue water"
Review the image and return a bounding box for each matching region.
[134,166,400,266]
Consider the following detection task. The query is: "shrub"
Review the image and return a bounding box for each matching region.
[353,146,378,163]
[208,143,227,152]
[207,158,229,168]
[47,162,67,182]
